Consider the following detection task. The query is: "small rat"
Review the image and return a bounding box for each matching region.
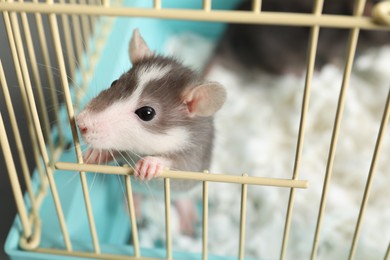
[210,0,390,75]
[76,29,227,191]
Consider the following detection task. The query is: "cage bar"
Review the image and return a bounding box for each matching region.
[5,2,73,250]
[0,112,33,240]
[280,0,324,258]
[59,0,77,82]
[202,171,209,260]
[252,0,261,13]
[348,87,390,259]
[310,0,368,258]
[164,178,172,260]
[19,1,54,156]
[32,0,65,150]
[45,0,101,252]
[385,242,390,260]
[124,173,140,257]
[2,1,47,188]
[1,3,389,30]
[55,162,309,189]
[0,61,39,220]
[154,0,161,9]
[238,174,248,260]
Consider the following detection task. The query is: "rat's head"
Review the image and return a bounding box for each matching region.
[76,29,226,155]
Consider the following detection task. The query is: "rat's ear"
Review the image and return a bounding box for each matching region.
[184,82,227,117]
[129,29,152,64]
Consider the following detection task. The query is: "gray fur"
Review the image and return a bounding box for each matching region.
[83,54,222,191]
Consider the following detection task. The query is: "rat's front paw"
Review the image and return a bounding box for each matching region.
[135,156,172,181]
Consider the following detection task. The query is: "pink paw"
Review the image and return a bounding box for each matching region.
[83,149,114,164]
[135,156,171,181]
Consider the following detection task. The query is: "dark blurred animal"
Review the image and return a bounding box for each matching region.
[212,0,390,75]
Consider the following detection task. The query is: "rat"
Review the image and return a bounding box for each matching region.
[76,29,227,191]
[209,0,390,76]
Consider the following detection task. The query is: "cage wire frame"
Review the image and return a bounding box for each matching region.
[1,0,390,259]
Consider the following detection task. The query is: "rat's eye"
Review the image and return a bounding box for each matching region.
[135,106,156,121]
[110,80,118,87]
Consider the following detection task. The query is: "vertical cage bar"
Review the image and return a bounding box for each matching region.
[0,61,39,218]
[0,113,32,239]
[2,4,46,187]
[70,0,84,69]
[238,174,248,260]
[102,0,109,7]
[32,0,65,148]
[202,171,209,260]
[348,87,390,259]
[164,178,172,260]
[125,174,140,257]
[385,242,390,260]
[310,1,367,259]
[280,0,324,258]
[46,0,101,253]
[78,0,91,55]
[154,0,161,9]
[203,0,211,11]
[59,0,76,82]
[19,3,54,156]
[5,4,73,250]
[252,0,261,12]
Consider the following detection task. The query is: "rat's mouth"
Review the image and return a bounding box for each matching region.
[83,148,115,164]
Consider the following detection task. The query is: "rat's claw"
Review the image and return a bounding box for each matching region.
[135,156,171,181]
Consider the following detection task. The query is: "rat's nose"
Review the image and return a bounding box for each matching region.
[79,125,88,134]
[76,113,88,135]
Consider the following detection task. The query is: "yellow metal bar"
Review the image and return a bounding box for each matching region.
[70,0,84,71]
[385,242,390,260]
[59,0,76,81]
[0,3,389,30]
[164,178,172,260]
[55,162,309,188]
[348,88,390,259]
[311,1,367,259]
[280,0,324,258]
[0,113,32,239]
[19,215,41,250]
[6,2,73,250]
[35,247,160,260]
[46,0,100,252]
[0,61,39,219]
[32,0,65,148]
[203,0,211,12]
[202,171,209,260]
[124,174,140,257]
[78,0,91,55]
[154,0,161,9]
[19,1,54,155]
[252,0,261,13]
[2,3,46,189]
[238,174,248,260]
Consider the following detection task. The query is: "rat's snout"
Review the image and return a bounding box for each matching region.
[75,113,89,135]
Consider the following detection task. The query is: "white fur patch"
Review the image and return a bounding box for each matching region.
[79,96,191,155]
[137,64,172,92]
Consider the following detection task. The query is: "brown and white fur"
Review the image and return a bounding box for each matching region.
[76,29,226,189]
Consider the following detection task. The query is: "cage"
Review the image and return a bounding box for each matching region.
[1,0,390,259]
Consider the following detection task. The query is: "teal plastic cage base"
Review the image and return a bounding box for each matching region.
[4,0,248,259]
